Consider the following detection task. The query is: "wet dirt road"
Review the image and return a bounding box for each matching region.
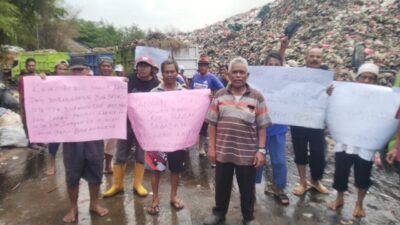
[0,138,399,225]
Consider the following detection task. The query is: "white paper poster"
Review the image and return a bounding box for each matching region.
[248,66,333,129]
[326,82,400,149]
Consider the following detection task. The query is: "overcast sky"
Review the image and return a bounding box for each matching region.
[64,0,272,32]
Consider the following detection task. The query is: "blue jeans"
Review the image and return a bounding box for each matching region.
[255,133,287,189]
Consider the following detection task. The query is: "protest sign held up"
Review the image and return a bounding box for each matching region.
[23,76,128,143]
[128,89,211,152]
[248,66,333,129]
[326,82,400,150]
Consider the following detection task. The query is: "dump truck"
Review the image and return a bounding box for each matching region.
[11,51,70,80]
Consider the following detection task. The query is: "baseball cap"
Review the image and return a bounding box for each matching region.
[115,64,124,72]
[136,56,153,67]
[69,57,88,70]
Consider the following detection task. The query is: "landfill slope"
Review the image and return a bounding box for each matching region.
[173,0,399,84]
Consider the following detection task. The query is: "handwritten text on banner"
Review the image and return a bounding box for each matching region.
[128,89,210,152]
[23,76,127,142]
[248,66,334,129]
[326,82,400,150]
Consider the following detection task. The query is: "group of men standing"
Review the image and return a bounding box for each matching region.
[18,40,399,225]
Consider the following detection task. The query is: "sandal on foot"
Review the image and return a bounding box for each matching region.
[273,193,290,205]
[146,204,160,215]
[307,181,329,194]
[170,199,184,210]
[103,170,113,175]
[292,184,309,196]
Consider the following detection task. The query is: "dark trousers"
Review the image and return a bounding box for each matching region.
[213,162,256,222]
[333,151,373,192]
[291,126,326,181]
[48,143,60,156]
[115,121,144,164]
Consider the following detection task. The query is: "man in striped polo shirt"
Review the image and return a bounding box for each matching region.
[203,57,271,225]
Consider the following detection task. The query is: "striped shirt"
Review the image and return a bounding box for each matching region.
[206,84,271,166]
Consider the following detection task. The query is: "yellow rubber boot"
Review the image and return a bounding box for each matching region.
[102,164,126,198]
[133,163,148,197]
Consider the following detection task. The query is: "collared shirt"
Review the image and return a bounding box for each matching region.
[151,82,184,92]
[206,84,271,166]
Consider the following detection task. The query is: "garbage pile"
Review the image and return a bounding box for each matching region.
[122,32,188,51]
[0,83,19,111]
[0,107,28,148]
[172,0,400,85]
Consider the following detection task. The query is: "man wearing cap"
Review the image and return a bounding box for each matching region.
[102,56,160,198]
[327,63,382,218]
[291,47,330,196]
[178,65,189,87]
[97,57,118,174]
[115,64,125,77]
[190,54,224,157]
[62,57,108,223]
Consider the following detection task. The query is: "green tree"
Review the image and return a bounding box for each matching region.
[76,20,122,48]
[75,20,145,48]
[120,25,146,45]
[0,0,71,50]
[0,0,20,44]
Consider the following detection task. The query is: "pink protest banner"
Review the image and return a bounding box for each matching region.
[23,76,127,142]
[128,89,211,152]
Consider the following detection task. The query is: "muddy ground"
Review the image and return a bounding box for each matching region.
[0,136,399,225]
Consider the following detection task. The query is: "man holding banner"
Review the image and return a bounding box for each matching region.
[204,57,271,225]
[62,57,108,223]
[255,50,290,205]
[291,48,329,196]
[98,56,118,174]
[145,59,186,215]
[327,63,393,218]
[102,56,160,198]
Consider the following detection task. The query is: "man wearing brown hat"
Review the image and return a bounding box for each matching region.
[102,56,160,198]
[189,54,224,157]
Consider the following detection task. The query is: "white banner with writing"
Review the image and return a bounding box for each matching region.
[326,82,400,149]
[248,66,333,129]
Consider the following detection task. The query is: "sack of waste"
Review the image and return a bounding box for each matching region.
[0,107,28,147]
